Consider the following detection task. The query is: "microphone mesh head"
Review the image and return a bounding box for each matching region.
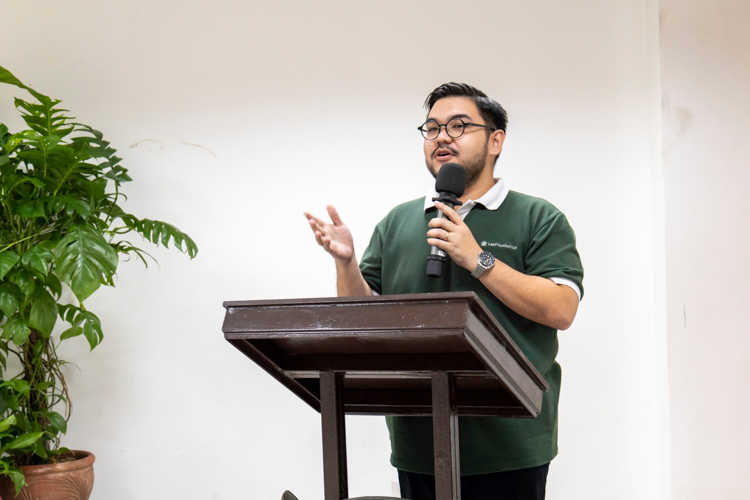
[435,163,466,196]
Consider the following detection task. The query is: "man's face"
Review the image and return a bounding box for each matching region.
[423,96,493,187]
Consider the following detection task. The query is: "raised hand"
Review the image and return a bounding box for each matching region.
[304,205,355,262]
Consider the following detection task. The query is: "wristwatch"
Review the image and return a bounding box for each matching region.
[471,251,495,279]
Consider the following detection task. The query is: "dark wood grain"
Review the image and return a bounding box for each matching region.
[432,372,460,500]
[222,293,550,500]
[321,372,347,500]
[223,292,547,418]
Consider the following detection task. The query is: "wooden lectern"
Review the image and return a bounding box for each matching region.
[222,292,548,500]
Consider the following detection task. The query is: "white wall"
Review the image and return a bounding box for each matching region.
[0,1,670,498]
[660,1,750,499]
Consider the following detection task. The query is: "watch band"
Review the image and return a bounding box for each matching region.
[471,251,495,279]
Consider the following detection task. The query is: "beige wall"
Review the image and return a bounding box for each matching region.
[660,1,750,498]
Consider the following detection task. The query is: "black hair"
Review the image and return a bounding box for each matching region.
[424,82,508,133]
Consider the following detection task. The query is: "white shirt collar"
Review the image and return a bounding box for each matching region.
[423,178,509,219]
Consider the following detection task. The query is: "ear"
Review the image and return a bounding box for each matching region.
[489,129,505,156]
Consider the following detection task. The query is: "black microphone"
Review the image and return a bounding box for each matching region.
[426,163,466,278]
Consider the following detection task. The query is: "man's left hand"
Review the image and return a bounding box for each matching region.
[427,201,483,271]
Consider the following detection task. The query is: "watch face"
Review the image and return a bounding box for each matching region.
[479,252,495,268]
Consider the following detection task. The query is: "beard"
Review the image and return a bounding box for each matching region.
[425,142,489,190]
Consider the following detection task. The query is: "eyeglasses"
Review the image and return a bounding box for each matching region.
[417,118,497,140]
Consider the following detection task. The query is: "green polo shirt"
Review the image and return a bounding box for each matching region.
[359,189,584,475]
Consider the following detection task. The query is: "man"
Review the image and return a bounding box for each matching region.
[304,83,584,500]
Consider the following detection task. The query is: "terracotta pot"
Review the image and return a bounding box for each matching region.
[0,450,95,500]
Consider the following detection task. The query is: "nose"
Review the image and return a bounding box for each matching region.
[434,125,454,143]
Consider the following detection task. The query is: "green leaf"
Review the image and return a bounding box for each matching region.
[13,412,28,430]
[59,326,82,340]
[57,305,103,347]
[10,270,35,298]
[8,431,44,449]
[0,388,11,414]
[134,218,199,258]
[32,339,45,356]
[2,315,30,344]
[0,289,19,317]
[65,199,92,219]
[83,321,95,349]
[46,411,67,434]
[12,93,64,136]
[82,319,103,350]
[0,415,16,433]
[17,200,45,218]
[27,178,45,189]
[32,440,48,459]
[10,380,30,394]
[0,251,20,280]
[58,303,76,323]
[0,64,50,106]
[7,469,26,495]
[21,246,53,276]
[41,146,78,194]
[12,324,31,345]
[29,289,57,336]
[50,446,71,458]
[0,65,28,87]
[45,272,62,297]
[54,224,119,301]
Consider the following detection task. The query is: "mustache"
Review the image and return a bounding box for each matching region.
[432,146,459,158]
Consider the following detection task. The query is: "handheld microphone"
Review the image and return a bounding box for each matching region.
[426,163,466,278]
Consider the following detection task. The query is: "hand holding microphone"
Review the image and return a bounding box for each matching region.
[426,163,465,277]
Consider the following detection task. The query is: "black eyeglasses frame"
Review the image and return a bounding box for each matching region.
[417,118,497,140]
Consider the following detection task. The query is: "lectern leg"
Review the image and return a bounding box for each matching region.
[432,372,460,500]
[320,371,348,500]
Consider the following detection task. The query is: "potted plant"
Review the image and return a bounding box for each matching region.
[0,65,198,498]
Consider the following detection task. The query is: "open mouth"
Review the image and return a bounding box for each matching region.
[435,148,456,160]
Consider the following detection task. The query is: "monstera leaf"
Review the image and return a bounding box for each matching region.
[125,217,199,258]
[54,224,118,301]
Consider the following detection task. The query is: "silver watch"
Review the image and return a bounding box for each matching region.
[471,251,495,279]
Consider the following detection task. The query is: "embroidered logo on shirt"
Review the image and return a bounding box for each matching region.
[480,241,517,250]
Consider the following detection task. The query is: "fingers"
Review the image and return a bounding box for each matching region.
[306,217,320,234]
[309,222,326,247]
[304,211,324,231]
[434,202,462,225]
[425,206,482,270]
[426,237,447,251]
[304,211,328,249]
[327,205,344,226]
[426,228,450,241]
[303,211,325,224]
[320,234,332,252]
[428,217,456,230]
[315,230,326,246]
[304,206,345,228]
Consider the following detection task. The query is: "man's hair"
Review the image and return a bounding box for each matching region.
[424,82,508,133]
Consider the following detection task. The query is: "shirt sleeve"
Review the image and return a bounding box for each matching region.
[359,223,384,295]
[525,212,585,299]
[549,277,582,300]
